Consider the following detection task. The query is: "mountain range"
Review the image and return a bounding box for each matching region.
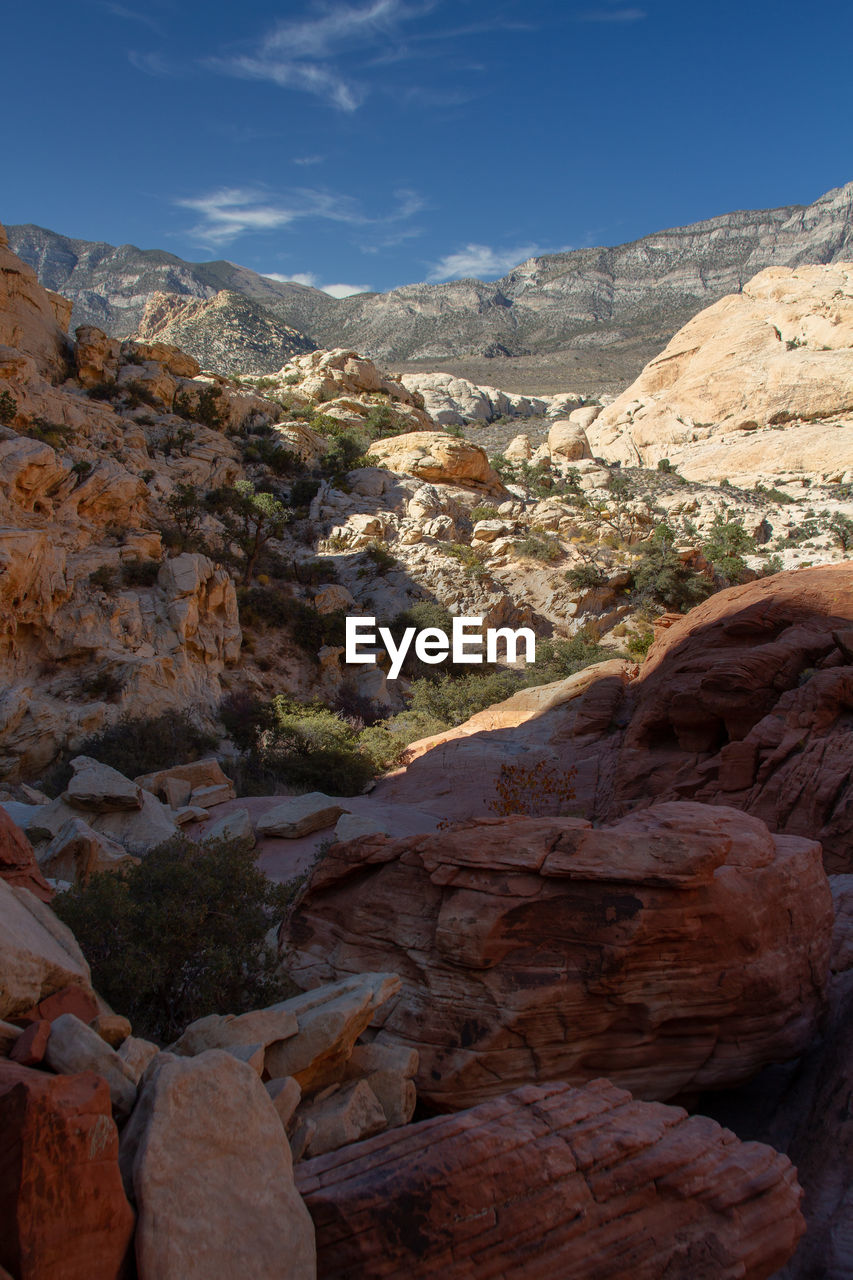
[9,180,853,392]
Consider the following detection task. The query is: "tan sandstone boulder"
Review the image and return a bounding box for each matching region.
[119,1049,316,1280]
[366,431,507,495]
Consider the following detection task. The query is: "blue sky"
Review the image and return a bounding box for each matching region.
[5,0,852,295]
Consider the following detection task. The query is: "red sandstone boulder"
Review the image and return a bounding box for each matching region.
[0,1061,134,1279]
[297,1078,806,1280]
[285,801,832,1110]
[0,808,51,902]
[609,563,853,872]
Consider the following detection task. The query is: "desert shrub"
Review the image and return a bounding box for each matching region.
[470,504,502,523]
[513,534,565,564]
[361,540,396,574]
[702,514,756,585]
[289,476,321,509]
[122,558,161,588]
[490,760,577,817]
[237,586,345,651]
[0,389,17,425]
[53,836,293,1043]
[242,436,299,475]
[441,542,488,579]
[208,480,291,584]
[42,710,219,797]
[72,459,93,477]
[174,384,224,429]
[407,670,521,726]
[89,565,117,592]
[829,512,853,551]
[631,525,710,611]
[23,418,74,448]
[121,380,161,411]
[523,633,614,684]
[238,696,378,796]
[163,483,203,550]
[565,564,607,590]
[81,669,126,700]
[627,630,655,657]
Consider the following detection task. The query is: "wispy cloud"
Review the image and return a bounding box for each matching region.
[264,271,370,296]
[293,155,325,166]
[428,242,542,282]
[128,49,175,77]
[175,184,423,247]
[208,0,439,111]
[575,7,647,22]
[101,2,163,33]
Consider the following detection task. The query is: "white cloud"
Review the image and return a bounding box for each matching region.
[262,272,370,296]
[176,184,423,248]
[321,282,372,297]
[293,155,325,167]
[207,0,439,111]
[128,50,174,76]
[428,243,542,282]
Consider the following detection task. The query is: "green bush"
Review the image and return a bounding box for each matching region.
[0,389,18,424]
[513,534,565,564]
[565,564,607,590]
[174,384,224,429]
[702,515,756,586]
[42,710,219,796]
[441,543,488,579]
[632,525,710,611]
[237,696,378,796]
[54,837,293,1043]
[470,504,502,523]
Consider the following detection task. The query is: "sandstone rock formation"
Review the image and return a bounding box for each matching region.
[398,371,547,425]
[0,807,51,901]
[119,1049,316,1280]
[365,431,506,495]
[285,802,832,1110]
[0,1062,135,1280]
[591,262,853,484]
[297,1078,806,1280]
[607,563,853,873]
[0,877,93,1020]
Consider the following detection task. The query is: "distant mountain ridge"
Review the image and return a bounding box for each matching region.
[9,181,853,383]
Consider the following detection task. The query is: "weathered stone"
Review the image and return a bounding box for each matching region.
[265,1076,302,1129]
[333,813,387,843]
[0,808,51,902]
[39,816,137,884]
[0,1061,135,1280]
[119,1049,315,1279]
[135,758,234,803]
[297,1079,805,1280]
[169,1003,298,1057]
[547,419,592,460]
[366,431,507,495]
[9,1019,50,1067]
[188,783,232,809]
[16,983,100,1027]
[117,1035,160,1084]
[91,1013,132,1049]
[0,1021,22,1055]
[0,880,93,1021]
[44,1014,138,1120]
[285,804,831,1110]
[264,974,401,1095]
[201,806,255,847]
[63,756,143,811]
[30,789,179,858]
[257,793,345,839]
[298,1079,387,1158]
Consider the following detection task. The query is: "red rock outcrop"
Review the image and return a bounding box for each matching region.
[0,1062,134,1280]
[297,1078,806,1280]
[608,563,853,872]
[0,808,51,902]
[285,801,832,1110]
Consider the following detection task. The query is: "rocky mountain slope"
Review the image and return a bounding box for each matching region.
[9,181,853,387]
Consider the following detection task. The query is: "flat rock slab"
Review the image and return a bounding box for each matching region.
[297,1079,806,1280]
[64,756,142,812]
[257,793,346,839]
[0,879,93,1021]
[45,1014,138,1120]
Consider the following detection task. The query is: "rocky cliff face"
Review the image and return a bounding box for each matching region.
[10,181,853,378]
